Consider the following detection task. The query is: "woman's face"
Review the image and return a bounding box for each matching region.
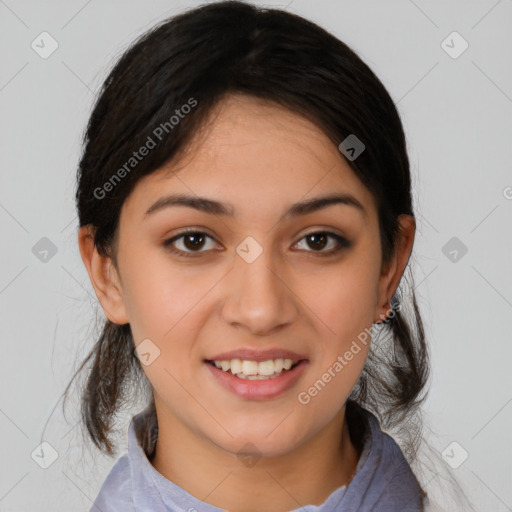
[87,94,411,458]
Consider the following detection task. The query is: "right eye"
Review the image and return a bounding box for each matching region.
[163,230,218,257]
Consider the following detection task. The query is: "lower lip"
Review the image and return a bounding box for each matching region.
[204,360,308,400]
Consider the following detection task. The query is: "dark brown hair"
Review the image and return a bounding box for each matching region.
[65,0,430,468]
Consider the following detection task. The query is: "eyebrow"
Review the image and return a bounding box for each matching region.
[144,192,366,220]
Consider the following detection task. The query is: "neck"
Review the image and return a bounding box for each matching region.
[150,402,361,512]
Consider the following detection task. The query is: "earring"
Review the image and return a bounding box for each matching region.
[377,297,397,324]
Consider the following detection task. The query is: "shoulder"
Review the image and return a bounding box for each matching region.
[344,401,425,510]
[90,406,158,512]
[90,454,134,512]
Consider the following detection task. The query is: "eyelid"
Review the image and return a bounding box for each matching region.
[163,228,219,257]
[163,227,351,258]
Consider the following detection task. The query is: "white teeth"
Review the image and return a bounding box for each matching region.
[230,358,242,375]
[211,358,297,378]
[237,373,280,380]
[257,360,275,376]
[242,360,259,375]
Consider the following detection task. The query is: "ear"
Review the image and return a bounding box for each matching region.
[77,225,129,325]
[373,214,415,323]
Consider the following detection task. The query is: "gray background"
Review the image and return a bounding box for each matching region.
[0,0,511,510]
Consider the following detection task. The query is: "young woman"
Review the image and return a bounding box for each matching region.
[66,2,470,510]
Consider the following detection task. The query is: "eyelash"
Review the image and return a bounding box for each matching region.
[163,229,351,259]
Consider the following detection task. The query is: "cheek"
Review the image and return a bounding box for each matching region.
[299,248,378,402]
[122,257,224,396]
[310,261,379,343]
[121,254,215,342]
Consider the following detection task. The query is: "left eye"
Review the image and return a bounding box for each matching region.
[294,232,349,253]
[163,230,349,257]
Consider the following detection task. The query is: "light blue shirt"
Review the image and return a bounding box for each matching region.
[90,402,425,511]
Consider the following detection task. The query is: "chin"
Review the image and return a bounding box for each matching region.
[210,423,307,460]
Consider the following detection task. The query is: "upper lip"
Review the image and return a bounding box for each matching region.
[206,347,308,363]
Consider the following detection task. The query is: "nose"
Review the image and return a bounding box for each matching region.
[220,242,299,336]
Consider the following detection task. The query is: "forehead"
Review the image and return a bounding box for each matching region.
[122,94,377,222]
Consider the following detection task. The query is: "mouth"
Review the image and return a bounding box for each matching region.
[204,357,303,380]
[203,357,309,400]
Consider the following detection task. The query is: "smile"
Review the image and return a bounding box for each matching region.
[204,358,308,400]
[208,358,300,379]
